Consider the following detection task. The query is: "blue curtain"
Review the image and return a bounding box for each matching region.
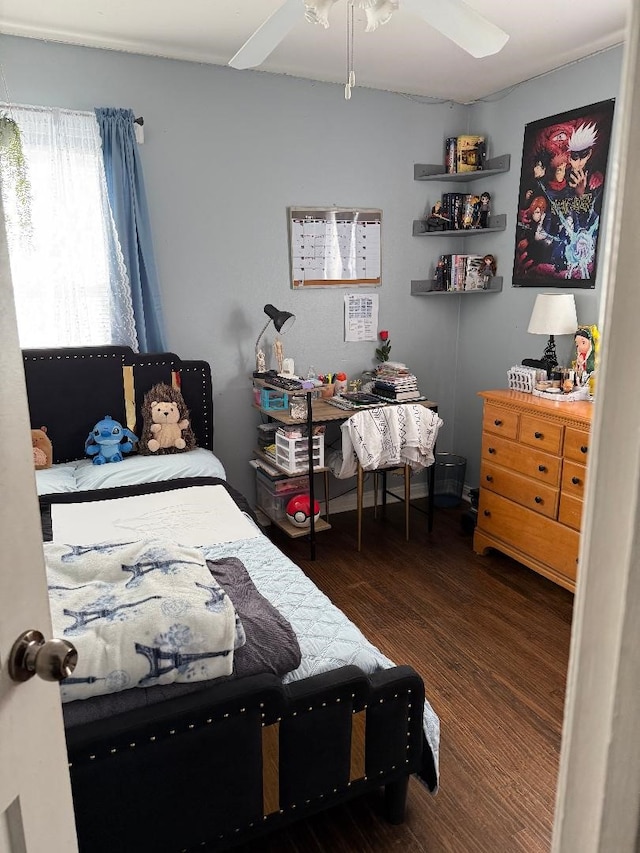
[95,107,166,352]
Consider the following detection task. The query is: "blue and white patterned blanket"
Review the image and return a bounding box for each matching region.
[46,539,238,702]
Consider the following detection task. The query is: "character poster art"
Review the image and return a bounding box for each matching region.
[513,99,615,288]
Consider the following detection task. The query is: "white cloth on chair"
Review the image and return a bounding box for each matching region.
[333,405,443,479]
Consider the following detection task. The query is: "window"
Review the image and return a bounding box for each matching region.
[1,104,138,349]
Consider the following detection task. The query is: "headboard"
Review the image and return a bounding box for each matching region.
[22,347,214,464]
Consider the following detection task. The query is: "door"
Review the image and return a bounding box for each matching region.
[0,203,78,848]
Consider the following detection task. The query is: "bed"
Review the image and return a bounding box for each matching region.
[24,345,439,853]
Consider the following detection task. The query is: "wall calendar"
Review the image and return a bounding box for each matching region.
[288,207,382,288]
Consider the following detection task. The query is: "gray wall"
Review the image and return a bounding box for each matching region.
[1,35,623,501]
[457,48,623,486]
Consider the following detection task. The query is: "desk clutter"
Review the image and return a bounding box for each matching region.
[507,365,591,401]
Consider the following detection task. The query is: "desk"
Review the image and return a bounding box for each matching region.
[254,387,439,559]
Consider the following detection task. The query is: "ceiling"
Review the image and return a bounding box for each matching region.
[0,0,629,104]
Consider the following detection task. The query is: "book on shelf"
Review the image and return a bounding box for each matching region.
[433,253,488,291]
[445,137,457,174]
[455,135,486,173]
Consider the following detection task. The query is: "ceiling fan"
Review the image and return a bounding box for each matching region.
[228,0,510,71]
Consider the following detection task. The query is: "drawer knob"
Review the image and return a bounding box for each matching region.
[483,509,491,517]
[485,475,493,482]
[581,445,588,454]
[494,419,502,426]
[488,447,496,454]
[538,464,547,472]
[534,496,543,504]
[534,431,543,439]
[571,476,581,485]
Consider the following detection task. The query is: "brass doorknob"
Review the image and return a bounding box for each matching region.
[8,629,78,683]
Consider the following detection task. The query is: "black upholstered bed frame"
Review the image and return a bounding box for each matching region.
[23,346,214,462]
[24,346,436,853]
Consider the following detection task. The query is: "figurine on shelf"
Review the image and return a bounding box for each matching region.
[474,191,491,228]
[426,200,450,232]
[481,254,497,288]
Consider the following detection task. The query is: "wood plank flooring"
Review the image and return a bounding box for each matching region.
[237,498,574,853]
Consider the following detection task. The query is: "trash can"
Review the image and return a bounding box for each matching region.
[433,453,466,508]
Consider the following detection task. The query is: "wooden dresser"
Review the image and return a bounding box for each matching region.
[473,389,593,592]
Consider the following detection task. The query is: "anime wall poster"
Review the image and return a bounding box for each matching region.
[513,99,615,288]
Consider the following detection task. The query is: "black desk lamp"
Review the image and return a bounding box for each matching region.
[255,304,296,372]
[525,293,577,376]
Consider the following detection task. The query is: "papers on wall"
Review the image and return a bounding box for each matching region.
[344,293,379,342]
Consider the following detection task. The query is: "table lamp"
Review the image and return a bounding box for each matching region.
[255,304,295,372]
[526,293,578,375]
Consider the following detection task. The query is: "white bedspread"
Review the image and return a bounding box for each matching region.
[50,485,260,546]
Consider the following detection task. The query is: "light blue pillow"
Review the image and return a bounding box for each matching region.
[35,462,79,496]
[74,447,226,492]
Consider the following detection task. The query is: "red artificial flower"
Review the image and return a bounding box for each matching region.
[375,330,391,362]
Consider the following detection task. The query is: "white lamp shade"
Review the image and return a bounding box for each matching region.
[527,293,578,335]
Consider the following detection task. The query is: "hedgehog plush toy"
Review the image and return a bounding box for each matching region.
[140,382,197,455]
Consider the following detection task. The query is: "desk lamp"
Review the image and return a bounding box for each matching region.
[255,304,295,372]
[526,293,578,376]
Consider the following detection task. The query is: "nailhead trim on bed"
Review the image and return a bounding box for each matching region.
[69,686,417,850]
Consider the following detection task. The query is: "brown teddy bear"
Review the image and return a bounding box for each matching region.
[32,426,53,469]
[139,382,197,455]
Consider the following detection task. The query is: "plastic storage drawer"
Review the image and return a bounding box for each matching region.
[275,433,324,475]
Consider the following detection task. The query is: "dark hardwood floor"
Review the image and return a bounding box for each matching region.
[237,497,574,853]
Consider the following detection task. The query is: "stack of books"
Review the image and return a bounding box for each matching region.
[373,363,422,402]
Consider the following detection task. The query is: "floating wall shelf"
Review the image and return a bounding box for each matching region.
[412,213,507,237]
[411,277,504,296]
[413,155,511,182]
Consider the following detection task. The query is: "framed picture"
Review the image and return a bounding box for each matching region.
[513,99,615,288]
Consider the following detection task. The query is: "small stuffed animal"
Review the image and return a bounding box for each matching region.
[32,426,52,470]
[140,382,196,455]
[85,415,138,465]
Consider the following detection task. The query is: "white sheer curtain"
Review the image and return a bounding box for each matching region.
[0,104,138,349]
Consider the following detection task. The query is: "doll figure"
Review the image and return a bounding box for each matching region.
[481,254,497,287]
[574,326,596,385]
[426,200,450,231]
[474,192,491,228]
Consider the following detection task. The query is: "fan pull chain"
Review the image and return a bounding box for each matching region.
[345,1,355,99]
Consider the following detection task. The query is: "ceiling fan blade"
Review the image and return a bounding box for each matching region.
[229,0,304,69]
[402,0,509,58]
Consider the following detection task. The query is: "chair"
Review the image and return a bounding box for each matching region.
[332,404,443,551]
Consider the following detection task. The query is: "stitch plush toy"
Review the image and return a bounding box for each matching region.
[85,415,138,465]
[32,426,52,469]
[140,382,196,455]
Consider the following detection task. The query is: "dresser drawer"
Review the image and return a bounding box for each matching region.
[481,461,558,519]
[483,404,519,440]
[562,460,587,500]
[481,434,561,486]
[477,490,579,581]
[519,414,564,455]
[564,427,590,463]
[559,493,583,531]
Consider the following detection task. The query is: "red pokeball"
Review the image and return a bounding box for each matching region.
[286,493,321,527]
